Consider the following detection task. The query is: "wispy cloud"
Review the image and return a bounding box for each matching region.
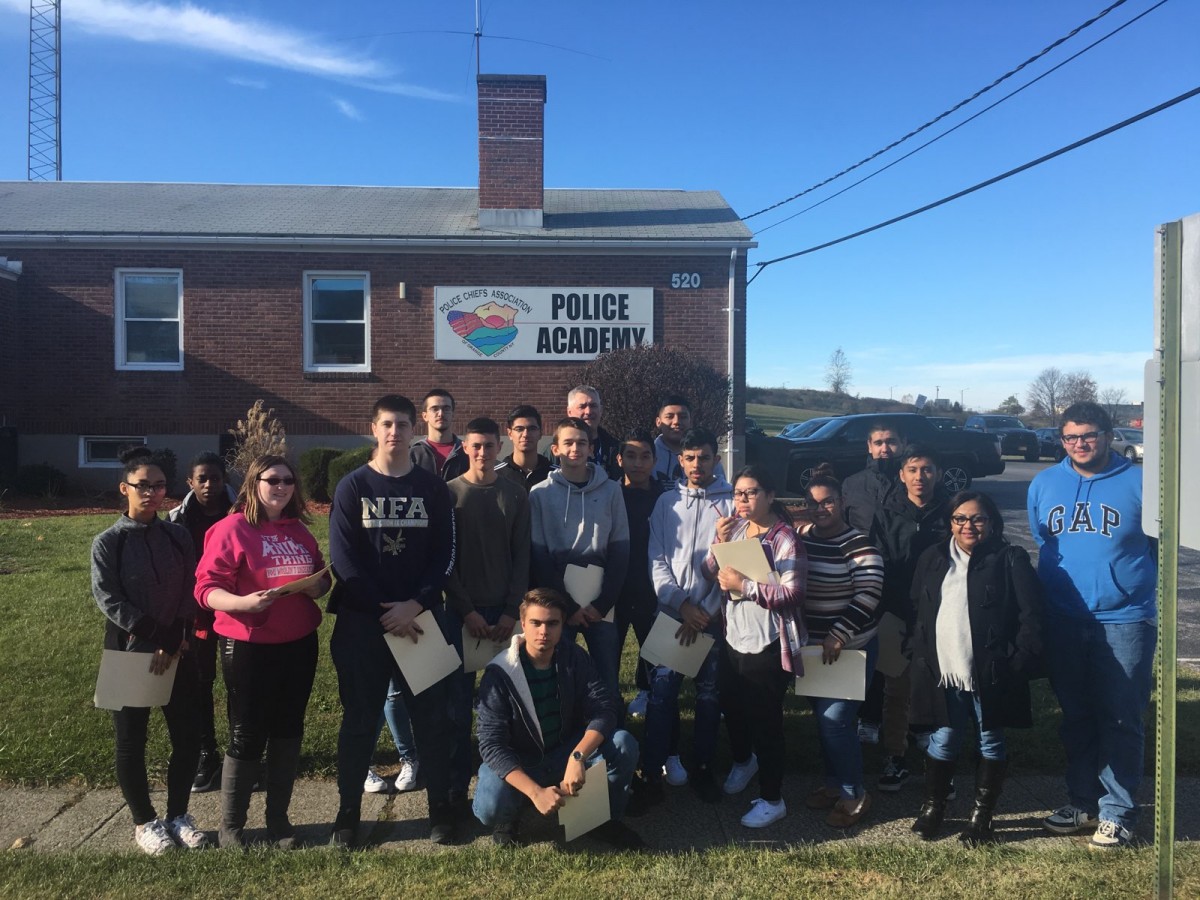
[331,97,364,121]
[0,0,457,100]
[227,75,267,90]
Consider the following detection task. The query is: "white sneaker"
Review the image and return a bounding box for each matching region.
[662,755,688,787]
[394,758,420,792]
[134,818,175,856]
[165,813,209,849]
[740,797,787,828]
[723,753,759,795]
[363,768,392,794]
[627,690,649,719]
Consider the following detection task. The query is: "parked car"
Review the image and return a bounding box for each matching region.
[925,416,960,432]
[745,416,765,437]
[1111,428,1144,462]
[746,412,1005,494]
[779,416,836,440]
[1034,427,1066,461]
[963,414,1041,461]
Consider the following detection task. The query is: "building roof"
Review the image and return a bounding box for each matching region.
[0,182,754,246]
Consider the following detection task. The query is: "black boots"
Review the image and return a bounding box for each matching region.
[265,738,303,850]
[911,755,956,840]
[218,755,260,849]
[959,758,1007,845]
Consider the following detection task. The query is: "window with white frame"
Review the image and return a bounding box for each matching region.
[79,436,146,468]
[304,272,370,372]
[115,269,183,370]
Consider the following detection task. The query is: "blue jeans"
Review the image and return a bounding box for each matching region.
[642,634,721,779]
[1046,615,1156,829]
[443,604,507,796]
[562,618,621,702]
[927,687,1006,762]
[329,608,452,816]
[472,729,639,826]
[373,673,417,764]
[810,637,878,800]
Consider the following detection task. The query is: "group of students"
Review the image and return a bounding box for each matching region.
[90,389,1154,854]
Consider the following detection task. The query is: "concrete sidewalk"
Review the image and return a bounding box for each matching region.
[4,773,1198,854]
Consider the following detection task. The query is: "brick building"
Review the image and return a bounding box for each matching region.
[0,75,754,489]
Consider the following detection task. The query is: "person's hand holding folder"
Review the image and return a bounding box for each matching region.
[676,600,710,647]
[380,598,425,643]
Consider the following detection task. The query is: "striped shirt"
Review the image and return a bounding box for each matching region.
[520,649,561,749]
[800,525,884,649]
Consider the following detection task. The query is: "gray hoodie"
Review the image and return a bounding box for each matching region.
[528,463,629,617]
[648,476,734,621]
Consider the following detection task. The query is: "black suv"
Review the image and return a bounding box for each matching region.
[963,415,1040,461]
[746,412,1005,495]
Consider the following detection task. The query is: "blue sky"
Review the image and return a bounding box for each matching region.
[1,0,1197,412]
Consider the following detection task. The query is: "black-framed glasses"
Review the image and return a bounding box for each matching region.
[951,514,990,527]
[1061,431,1102,445]
[808,498,837,510]
[126,481,167,494]
[733,489,762,501]
[259,476,296,486]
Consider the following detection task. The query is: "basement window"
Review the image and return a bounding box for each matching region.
[80,436,147,468]
[303,272,370,372]
[115,269,183,371]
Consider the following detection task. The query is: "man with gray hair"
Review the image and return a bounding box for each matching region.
[560,385,622,480]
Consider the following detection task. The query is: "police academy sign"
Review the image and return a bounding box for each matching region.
[434,287,653,361]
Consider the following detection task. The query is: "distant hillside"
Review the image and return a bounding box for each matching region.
[747,386,916,416]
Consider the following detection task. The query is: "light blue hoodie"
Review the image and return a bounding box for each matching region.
[1027,450,1156,623]
[648,475,734,621]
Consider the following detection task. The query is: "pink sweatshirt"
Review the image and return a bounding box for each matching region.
[195,512,323,644]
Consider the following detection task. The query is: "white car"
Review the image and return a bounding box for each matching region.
[1111,428,1144,462]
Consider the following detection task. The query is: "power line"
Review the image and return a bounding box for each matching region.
[741,0,1134,222]
[746,85,1200,283]
[752,0,1170,237]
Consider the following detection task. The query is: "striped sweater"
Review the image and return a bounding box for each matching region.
[799,525,883,649]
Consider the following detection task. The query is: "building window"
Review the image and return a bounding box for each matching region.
[79,436,146,468]
[304,272,370,372]
[115,269,183,371]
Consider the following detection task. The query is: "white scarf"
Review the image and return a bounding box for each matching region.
[935,537,975,692]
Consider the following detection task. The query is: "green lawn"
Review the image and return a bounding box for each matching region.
[747,403,829,435]
[1,514,1196,787]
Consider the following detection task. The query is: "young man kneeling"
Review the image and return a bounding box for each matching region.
[473,588,642,849]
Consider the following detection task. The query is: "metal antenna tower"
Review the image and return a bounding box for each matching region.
[27,0,61,181]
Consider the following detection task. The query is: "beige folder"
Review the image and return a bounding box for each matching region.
[383,610,461,695]
[639,611,715,679]
[793,646,868,701]
[709,538,773,600]
[565,563,614,623]
[94,649,177,710]
[559,758,611,841]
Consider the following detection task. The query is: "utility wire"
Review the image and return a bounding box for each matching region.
[753,0,1170,237]
[746,85,1200,284]
[741,0,1133,222]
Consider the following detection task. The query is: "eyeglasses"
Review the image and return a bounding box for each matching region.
[126,481,167,494]
[1061,432,1102,445]
[733,489,762,501]
[259,476,296,486]
[807,498,837,510]
[950,514,990,527]
[510,425,540,433]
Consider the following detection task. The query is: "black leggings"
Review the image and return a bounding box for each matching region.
[718,640,790,802]
[193,631,219,755]
[219,631,318,762]
[112,651,202,825]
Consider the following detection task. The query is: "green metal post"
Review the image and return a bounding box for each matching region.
[1155,221,1181,900]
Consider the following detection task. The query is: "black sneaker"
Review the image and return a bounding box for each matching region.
[877,756,909,792]
[691,766,722,804]
[591,820,645,850]
[492,823,521,847]
[429,806,458,845]
[329,808,358,848]
[625,774,664,817]
[191,752,222,793]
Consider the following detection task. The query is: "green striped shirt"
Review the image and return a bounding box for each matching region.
[520,648,561,750]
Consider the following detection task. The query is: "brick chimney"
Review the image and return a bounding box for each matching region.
[478,74,546,229]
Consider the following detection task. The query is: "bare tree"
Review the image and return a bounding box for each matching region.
[825,347,852,395]
[1062,370,1098,408]
[1026,367,1065,419]
[1099,386,1127,426]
